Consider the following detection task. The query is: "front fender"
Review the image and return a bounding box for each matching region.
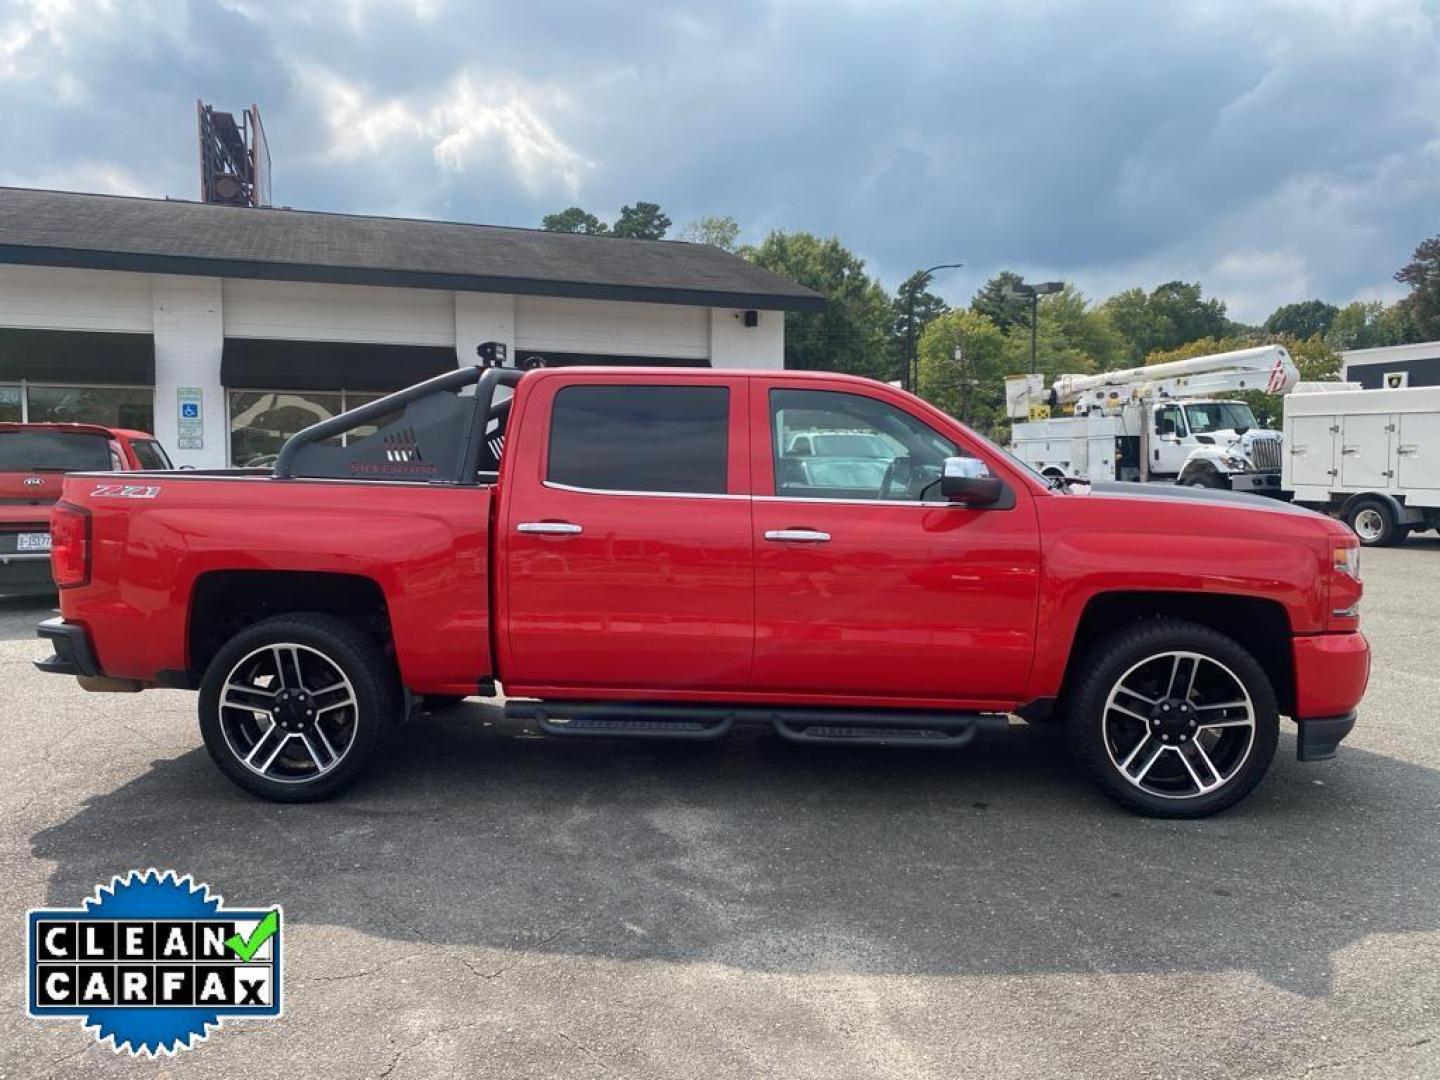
[1181,445,1235,474]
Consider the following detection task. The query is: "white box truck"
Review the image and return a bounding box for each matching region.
[1284,384,1440,545]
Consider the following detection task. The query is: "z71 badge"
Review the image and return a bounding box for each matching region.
[90,484,161,499]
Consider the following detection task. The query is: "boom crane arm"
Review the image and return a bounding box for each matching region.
[1006,345,1299,419]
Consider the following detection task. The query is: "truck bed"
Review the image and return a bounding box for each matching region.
[56,469,496,695]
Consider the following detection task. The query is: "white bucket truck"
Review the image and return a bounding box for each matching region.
[1005,346,1298,494]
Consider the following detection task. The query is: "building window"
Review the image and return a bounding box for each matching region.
[228,389,393,468]
[547,384,730,494]
[0,385,20,423]
[24,385,154,431]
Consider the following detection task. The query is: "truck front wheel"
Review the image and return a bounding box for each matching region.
[1345,497,1401,547]
[198,613,399,802]
[1066,619,1279,818]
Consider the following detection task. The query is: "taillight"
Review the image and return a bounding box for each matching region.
[50,503,90,589]
[1328,540,1362,626]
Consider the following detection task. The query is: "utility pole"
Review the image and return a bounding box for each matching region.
[1002,279,1064,374]
[903,262,963,393]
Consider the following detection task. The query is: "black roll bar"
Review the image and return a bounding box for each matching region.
[273,364,524,483]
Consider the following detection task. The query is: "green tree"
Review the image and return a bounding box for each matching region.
[1325,301,1388,351]
[969,271,1030,334]
[677,215,740,251]
[611,201,672,240]
[916,309,1007,432]
[1264,299,1339,340]
[540,206,608,234]
[1395,236,1440,340]
[742,231,892,377]
[1324,300,1420,352]
[1100,281,1230,365]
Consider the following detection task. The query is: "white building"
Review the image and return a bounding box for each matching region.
[0,188,821,468]
[1341,340,1440,391]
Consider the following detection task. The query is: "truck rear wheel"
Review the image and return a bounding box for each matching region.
[1066,619,1279,818]
[1345,497,1401,547]
[198,613,399,802]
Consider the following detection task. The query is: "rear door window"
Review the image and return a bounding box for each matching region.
[130,440,172,470]
[0,431,112,471]
[548,384,729,494]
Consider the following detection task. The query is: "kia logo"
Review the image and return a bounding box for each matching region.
[23,476,43,487]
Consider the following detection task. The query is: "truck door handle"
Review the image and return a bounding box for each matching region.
[764,529,830,543]
[517,521,583,535]
[1341,446,1360,455]
[1397,445,1418,455]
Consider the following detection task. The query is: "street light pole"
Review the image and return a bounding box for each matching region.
[904,262,963,394]
[1029,292,1039,375]
[1001,279,1065,375]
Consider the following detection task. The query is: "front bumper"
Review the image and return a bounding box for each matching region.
[1229,471,1284,496]
[35,616,101,677]
[1291,631,1369,760]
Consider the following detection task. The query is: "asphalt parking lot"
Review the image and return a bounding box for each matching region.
[1,545,1437,1080]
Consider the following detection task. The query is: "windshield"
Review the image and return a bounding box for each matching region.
[0,430,112,471]
[1185,402,1258,434]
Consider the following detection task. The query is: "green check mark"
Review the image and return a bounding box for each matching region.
[225,909,279,961]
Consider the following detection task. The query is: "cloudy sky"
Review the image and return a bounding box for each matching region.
[1,0,1437,321]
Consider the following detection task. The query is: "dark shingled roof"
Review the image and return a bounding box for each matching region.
[0,187,824,312]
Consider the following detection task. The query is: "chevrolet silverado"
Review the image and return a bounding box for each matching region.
[34,363,1369,816]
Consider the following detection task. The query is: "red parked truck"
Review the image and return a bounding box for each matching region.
[35,363,1369,816]
[1,422,171,595]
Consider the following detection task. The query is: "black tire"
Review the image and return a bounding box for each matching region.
[198,613,399,802]
[1066,618,1279,818]
[1345,496,1401,547]
[1180,466,1225,488]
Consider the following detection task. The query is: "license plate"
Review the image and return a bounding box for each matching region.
[17,532,51,552]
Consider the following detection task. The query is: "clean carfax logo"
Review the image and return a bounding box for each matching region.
[26,869,282,1056]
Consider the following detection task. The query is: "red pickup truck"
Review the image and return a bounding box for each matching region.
[35,364,1369,817]
[1,422,171,595]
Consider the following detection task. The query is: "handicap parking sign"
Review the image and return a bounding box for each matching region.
[181,403,199,419]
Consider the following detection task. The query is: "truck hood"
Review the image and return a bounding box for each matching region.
[1206,428,1279,448]
[1083,480,1321,519]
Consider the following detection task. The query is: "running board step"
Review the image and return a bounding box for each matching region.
[772,718,992,748]
[504,701,1007,746]
[505,702,735,741]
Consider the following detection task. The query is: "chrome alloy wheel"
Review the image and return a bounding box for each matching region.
[1101,650,1256,800]
[1352,507,1385,543]
[218,643,359,784]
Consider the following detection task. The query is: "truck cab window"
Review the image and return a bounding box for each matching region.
[1155,405,1186,437]
[770,388,958,501]
[548,384,729,494]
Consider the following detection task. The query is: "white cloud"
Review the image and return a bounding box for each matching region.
[303,67,590,198]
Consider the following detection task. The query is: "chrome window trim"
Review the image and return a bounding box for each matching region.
[754,494,964,508]
[542,480,746,501]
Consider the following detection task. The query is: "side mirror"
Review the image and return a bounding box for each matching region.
[940,456,1002,506]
